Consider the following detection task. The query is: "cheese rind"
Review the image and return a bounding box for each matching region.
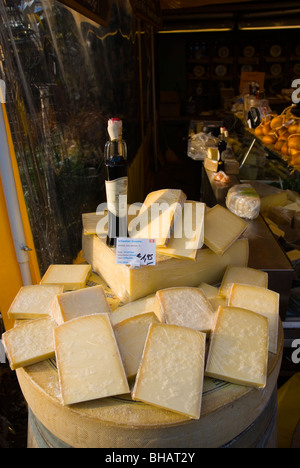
[114,312,160,379]
[205,306,269,388]
[54,314,129,405]
[204,204,248,255]
[1,318,56,370]
[51,285,111,325]
[132,323,206,419]
[8,285,64,320]
[82,234,249,304]
[219,266,268,297]
[129,189,187,247]
[40,264,91,291]
[227,284,279,354]
[155,287,216,333]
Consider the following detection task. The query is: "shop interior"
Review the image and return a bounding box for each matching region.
[0,0,300,448]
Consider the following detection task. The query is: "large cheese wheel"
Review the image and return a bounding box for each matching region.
[18,324,283,448]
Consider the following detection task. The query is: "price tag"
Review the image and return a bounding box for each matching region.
[116,238,156,267]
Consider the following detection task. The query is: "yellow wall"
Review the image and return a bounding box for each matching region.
[0,104,41,330]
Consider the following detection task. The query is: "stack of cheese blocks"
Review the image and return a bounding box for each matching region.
[1,189,280,422]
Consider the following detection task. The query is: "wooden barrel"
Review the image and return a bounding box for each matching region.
[18,323,283,449]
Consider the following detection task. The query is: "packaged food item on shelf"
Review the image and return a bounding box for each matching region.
[226,184,261,220]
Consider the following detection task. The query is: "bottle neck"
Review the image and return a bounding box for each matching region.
[105,137,127,162]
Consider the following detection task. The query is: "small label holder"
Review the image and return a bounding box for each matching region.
[116,238,156,268]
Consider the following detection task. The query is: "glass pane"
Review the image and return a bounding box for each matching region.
[0,0,150,274]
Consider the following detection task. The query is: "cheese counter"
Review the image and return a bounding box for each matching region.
[201,167,295,321]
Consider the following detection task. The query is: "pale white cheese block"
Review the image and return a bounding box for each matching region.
[2,317,56,370]
[205,306,269,388]
[227,284,279,354]
[219,266,268,297]
[155,287,217,334]
[114,312,160,379]
[82,233,249,304]
[40,264,91,291]
[132,323,206,419]
[129,189,187,247]
[110,295,157,326]
[8,285,64,320]
[54,314,129,405]
[204,204,248,255]
[51,285,111,325]
[157,201,205,260]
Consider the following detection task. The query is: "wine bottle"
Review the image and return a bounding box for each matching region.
[104,118,128,247]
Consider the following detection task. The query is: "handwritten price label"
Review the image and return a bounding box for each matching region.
[116,238,156,267]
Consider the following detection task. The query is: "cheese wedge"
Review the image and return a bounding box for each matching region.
[2,317,56,370]
[198,282,220,299]
[129,189,187,247]
[197,283,227,312]
[110,295,157,326]
[114,312,160,379]
[155,287,216,333]
[227,284,279,354]
[205,306,269,388]
[204,204,248,255]
[157,201,205,260]
[51,285,111,325]
[8,285,64,320]
[54,314,129,405]
[40,264,91,291]
[219,266,268,297]
[82,233,249,304]
[249,181,288,213]
[207,148,220,161]
[132,323,206,419]
[209,295,226,312]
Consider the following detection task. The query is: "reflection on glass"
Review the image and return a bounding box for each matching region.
[0,0,149,273]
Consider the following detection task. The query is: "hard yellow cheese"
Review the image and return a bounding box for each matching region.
[219,266,268,297]
[198,282,220,299]
[51,285,111,325]
[155,287,216,334]
[227,284,279,354]
[82,233,249,304]
[114,312,160,379]
[157,201,205,260]
[132,323,206,419]
[110,295,157,326]
[40,264,91,291]
[2,317,56,370]
[8,285,64,320]
[205,306,269,388]
[54,314,129,406]
[204,204,248,255]
[129,189,187,247]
